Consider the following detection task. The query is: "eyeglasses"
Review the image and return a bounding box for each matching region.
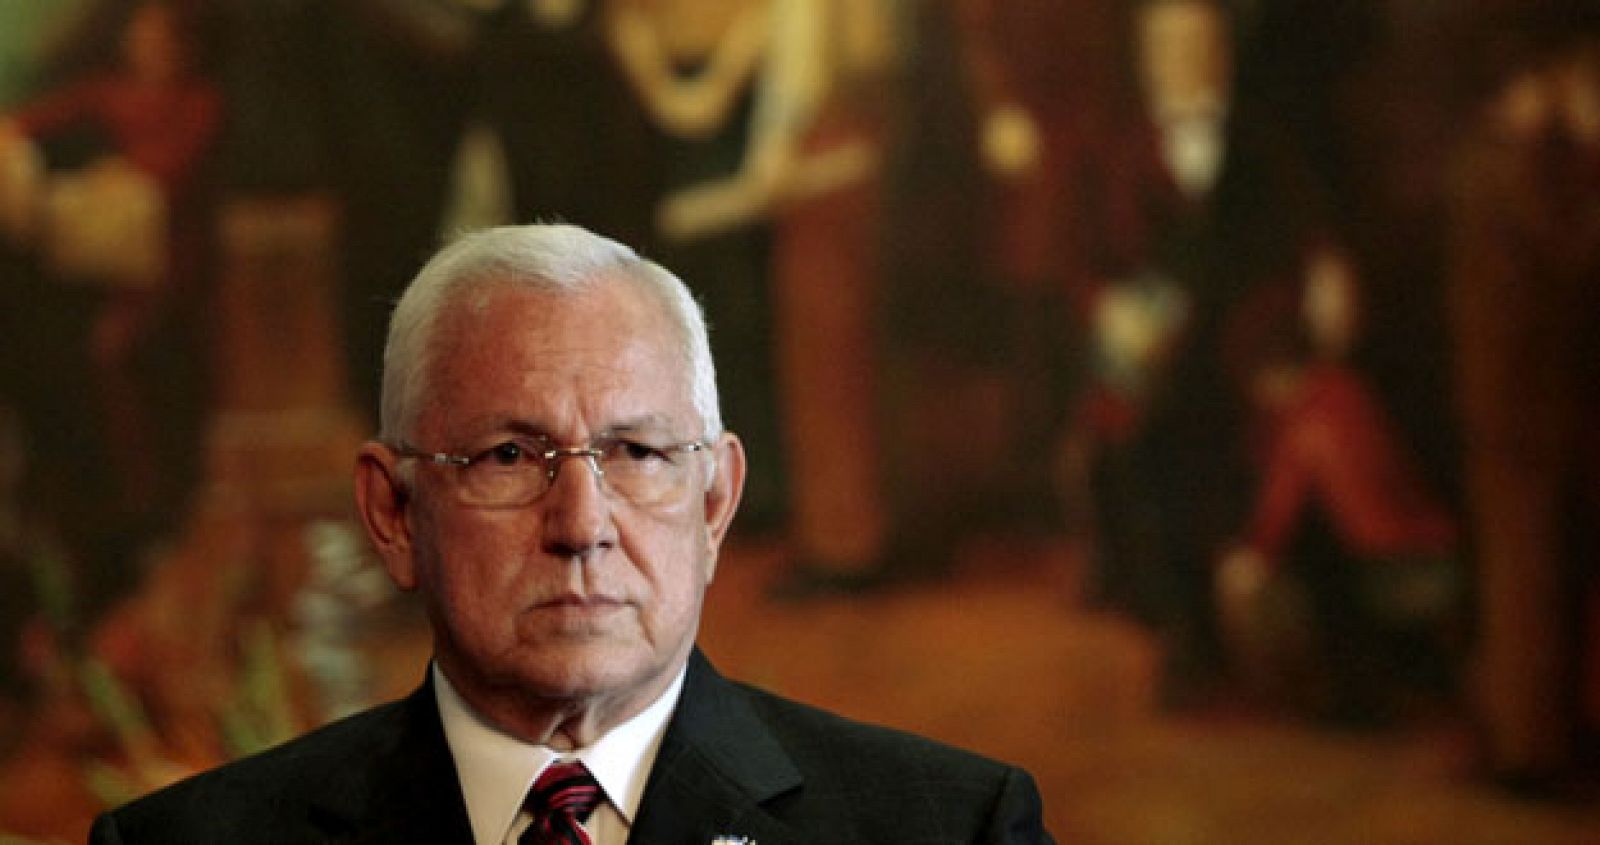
[391,434,714,508]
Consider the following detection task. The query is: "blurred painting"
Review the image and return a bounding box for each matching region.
[2,1,1599,842]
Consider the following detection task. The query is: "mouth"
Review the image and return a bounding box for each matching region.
[531,593,630,627]
[537,592,625,609]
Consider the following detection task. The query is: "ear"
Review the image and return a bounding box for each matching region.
[355,441,419,592]
[700,432,746,581]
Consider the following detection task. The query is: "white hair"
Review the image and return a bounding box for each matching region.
[378,224,722,443]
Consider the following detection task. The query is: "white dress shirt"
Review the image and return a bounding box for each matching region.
[1154,99,1229,199]
[433,663,685,845]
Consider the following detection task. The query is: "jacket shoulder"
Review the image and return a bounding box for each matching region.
[655,653,1054,842]
[734,678,1012,778]
[721,678,1053,843]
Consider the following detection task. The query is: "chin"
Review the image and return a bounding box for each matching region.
[513,642,659,699]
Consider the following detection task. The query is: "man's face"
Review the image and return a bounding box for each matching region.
[368,276,742,719]
[1138,1,1231,111]
[124,4,185,83]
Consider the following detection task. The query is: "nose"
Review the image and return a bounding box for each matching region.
[539,449,613,559]
[544,448,604,487]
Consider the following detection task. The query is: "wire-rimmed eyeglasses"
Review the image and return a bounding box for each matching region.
[391,434,714,508]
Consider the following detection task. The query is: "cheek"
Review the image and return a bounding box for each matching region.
[415,505,528,613]
[619,510,713,611]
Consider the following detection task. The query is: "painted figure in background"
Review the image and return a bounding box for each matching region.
[1082,0,1324,702]
[657,0,897,590]
[762,0,896,589]
[0,0,220,522]
[322,0,661,414]
[608,0,790,533]
[1449,28,1600,784]
[958,0,1118,537]
[1215,247,1461,723]
[474,0,659,243]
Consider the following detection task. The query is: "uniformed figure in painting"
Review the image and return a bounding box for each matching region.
[0,0,220,543]
[1081,0,1324,702]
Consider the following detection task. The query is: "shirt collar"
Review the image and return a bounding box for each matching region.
[433,662,686,845]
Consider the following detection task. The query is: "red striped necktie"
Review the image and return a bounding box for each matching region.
[519,760,603,845]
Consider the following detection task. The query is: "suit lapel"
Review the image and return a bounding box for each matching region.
[289,654,803,844]
[628,651,806,845]
[307,678,475,844]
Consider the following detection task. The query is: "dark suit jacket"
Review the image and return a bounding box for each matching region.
[89,650,1053,844]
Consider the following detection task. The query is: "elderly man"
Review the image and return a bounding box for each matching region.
[89,224,1052,844]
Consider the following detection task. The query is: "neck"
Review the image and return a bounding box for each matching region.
[1150,90,1225,122]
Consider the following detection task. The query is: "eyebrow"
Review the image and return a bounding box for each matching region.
[601,414,678,436]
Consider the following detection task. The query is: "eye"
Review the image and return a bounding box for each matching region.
[613,439,670,464]
[477,440,527,467]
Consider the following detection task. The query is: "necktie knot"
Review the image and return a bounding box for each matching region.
[521,761,602,845]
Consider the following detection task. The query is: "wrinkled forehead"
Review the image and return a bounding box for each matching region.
[424,277,697,423]
[437,272,682,351]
